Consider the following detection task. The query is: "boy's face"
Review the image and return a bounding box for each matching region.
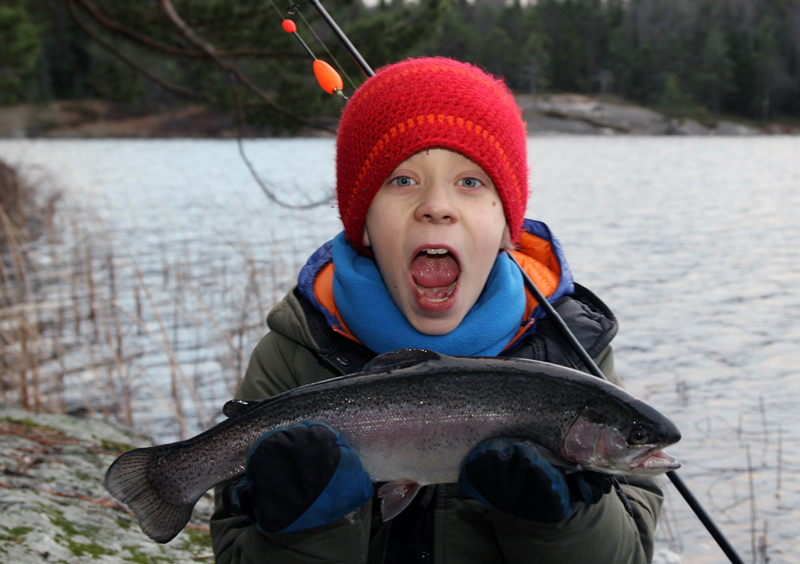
[363,148,509,336]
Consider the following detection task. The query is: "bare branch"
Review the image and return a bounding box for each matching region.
[158,0,336,134]
[65,0,221,105]
[74,0,304,60]
[230,74,334,209]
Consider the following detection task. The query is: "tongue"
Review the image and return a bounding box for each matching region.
[411,254,459,289]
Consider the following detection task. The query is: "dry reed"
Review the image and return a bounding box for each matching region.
[0,159,280,441]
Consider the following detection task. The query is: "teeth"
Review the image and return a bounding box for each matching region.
[414,280,458,302]
[423,248,449,255]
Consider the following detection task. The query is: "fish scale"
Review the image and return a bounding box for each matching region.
[104,348,680,544]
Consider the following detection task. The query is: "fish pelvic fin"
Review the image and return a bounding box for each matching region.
[377,481,423,521]
[104,446,198,543]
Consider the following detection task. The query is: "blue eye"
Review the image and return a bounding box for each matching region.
[390,176,417,187]
[457,177,484,188]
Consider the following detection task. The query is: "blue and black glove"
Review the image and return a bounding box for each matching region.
[457,438,612,523]
[223,421,373,533]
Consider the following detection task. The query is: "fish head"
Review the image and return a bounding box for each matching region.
[562,403,682,476]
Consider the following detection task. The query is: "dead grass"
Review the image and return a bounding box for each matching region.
[0,159,278,440]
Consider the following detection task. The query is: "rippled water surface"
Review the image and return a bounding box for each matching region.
[1,136,798,563]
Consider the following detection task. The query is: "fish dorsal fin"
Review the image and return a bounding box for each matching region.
[377,481,423,521]
[222,399,261,418]
[362,348,442,374]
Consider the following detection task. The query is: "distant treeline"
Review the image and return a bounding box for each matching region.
[413,0,800,121]
[3,0,799,128]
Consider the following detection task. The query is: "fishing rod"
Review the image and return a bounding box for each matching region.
[281,17,346,97]
[507,253,746,564]
[277,0,374,99]
[307,0,375,78]
[280,4,745,562]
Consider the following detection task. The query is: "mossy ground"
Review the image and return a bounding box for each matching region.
[0,407,215,563]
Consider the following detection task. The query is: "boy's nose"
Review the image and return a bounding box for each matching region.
[414,184,459,224]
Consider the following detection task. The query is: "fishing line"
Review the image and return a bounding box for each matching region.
[291,4,359,90]
[230,73,333,209]
[270,0,357,91]
[307,0,374,77]
[506,252,746,564]
[268,0,286,19]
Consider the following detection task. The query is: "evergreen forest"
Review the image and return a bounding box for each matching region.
[2,0,799,131]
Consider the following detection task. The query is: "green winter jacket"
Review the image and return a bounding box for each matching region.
[209,289,664,564]
[211,223,664,563]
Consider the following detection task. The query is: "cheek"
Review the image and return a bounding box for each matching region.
[366,197,408,235]
[474,211,508,255]
[363,218,406,288]
[364,205,393,250]
[475,197,508,228]
[366,221,403,257]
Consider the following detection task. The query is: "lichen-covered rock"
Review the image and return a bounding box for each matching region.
[0,408,215,563]
[517,94,672,134]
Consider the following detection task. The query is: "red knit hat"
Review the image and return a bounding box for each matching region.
[336,57,529,255]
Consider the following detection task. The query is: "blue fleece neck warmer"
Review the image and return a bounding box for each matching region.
[331,232,525,357]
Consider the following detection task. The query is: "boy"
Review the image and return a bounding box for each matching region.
[210,57,663,564]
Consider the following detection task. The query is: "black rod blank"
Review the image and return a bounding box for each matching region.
[507,252,745,564]
[307,0,375,78]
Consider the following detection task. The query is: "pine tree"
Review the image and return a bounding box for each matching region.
[0,1,42,104]
[698,27,735,114]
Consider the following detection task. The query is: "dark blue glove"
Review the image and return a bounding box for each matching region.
[223,421,373,533]
[457,438,611,523]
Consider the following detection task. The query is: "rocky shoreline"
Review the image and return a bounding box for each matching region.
[518,94,792,135]
[0,101,239,139]
[1,96,795,138]
[0,408,214,563]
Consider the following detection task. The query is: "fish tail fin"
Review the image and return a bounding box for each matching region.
[104,446,198,543]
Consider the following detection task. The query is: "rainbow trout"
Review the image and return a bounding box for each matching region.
[104,349,681,543]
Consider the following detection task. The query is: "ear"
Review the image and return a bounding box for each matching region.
[499,224,513,251]
[362,223,371,249]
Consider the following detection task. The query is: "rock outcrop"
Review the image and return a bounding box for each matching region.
[518,94,765,136]
[0,408,214,563]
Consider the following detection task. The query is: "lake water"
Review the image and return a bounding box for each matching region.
[1,136,798,564]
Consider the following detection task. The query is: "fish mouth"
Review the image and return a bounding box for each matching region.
[410,246,461,308]
[625,446,681,475]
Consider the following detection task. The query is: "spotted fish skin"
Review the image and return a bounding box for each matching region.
[104,349,681,543]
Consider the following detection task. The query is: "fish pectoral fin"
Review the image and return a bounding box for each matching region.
[377,481,423,521]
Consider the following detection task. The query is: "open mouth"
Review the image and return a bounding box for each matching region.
[410,247,460,303]
[627,447,681,475]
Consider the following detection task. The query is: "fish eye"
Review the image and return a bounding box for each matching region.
[628,426,650,445]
